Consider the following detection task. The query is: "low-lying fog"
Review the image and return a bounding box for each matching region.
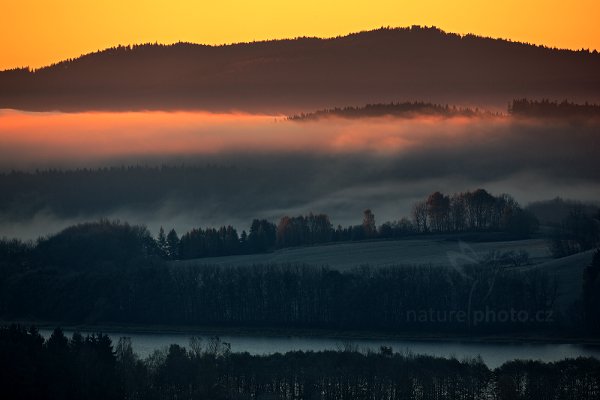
[1,110,598,239]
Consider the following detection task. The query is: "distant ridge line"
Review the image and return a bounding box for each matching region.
[1,26,599,113]
[4,26,599,73]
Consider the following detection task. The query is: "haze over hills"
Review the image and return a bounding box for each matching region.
[1,26,599,113]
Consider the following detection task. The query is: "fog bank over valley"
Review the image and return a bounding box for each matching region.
[0,110,598,239]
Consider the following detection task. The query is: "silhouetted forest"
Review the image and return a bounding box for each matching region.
[288,101,488,120]
[1,324,599,400]
[264,189,538,253]
[289,99,600,120]
[409,190,538,236]
[0,218,577,334]
[0,167,541,249]
[2,26,599,111]
[0,163,339,227]
[509,98,600,119]
[0,189,597,334]
[0,188,539,261]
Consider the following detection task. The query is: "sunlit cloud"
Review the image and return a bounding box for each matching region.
[0,110,516,168]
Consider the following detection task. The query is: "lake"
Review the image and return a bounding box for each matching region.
[39,329,600,368]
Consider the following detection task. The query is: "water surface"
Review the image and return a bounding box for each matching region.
[39,329,600,368]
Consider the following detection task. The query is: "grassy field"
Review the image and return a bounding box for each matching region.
[173,235,594,312]
[174,236,552,270]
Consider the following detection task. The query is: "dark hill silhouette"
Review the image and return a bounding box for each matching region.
[33,220,159,269]
[1,26,599,112]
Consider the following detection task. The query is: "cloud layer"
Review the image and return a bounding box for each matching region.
[0,110,598,239]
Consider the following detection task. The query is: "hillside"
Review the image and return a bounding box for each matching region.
[1,26,599,112]
[173,236,552,270]
[175,237,594,312]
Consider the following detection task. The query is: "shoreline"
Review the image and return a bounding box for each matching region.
[5,320,600,346]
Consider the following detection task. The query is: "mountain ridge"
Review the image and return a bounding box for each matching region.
[1,26,599,113]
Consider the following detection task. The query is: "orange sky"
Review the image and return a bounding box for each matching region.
[1,0,599,71]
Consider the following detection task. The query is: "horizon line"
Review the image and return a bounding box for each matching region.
[3,25,598,73]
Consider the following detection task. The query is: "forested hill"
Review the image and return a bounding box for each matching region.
[288,102,488,120]
[1,26,599,112]
[288,99,600,120]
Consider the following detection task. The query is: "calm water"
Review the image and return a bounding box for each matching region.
[39,329,600,368]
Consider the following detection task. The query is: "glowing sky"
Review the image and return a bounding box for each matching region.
[0,110,481,166]
[1,0,599,71]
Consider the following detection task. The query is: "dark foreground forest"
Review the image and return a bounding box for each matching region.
[1,325,599,400]
[1,188,599,334]
[1,209,599,335]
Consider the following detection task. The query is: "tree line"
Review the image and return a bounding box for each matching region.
[2,324,599,400]
[288,101,491,120]
[509,98,600,119]
[1,207,598,335]
[0,228,561,333]
[154,189,538,261]
[0,186,539,262]
[410,189,538,235]
[289,99,600,121]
